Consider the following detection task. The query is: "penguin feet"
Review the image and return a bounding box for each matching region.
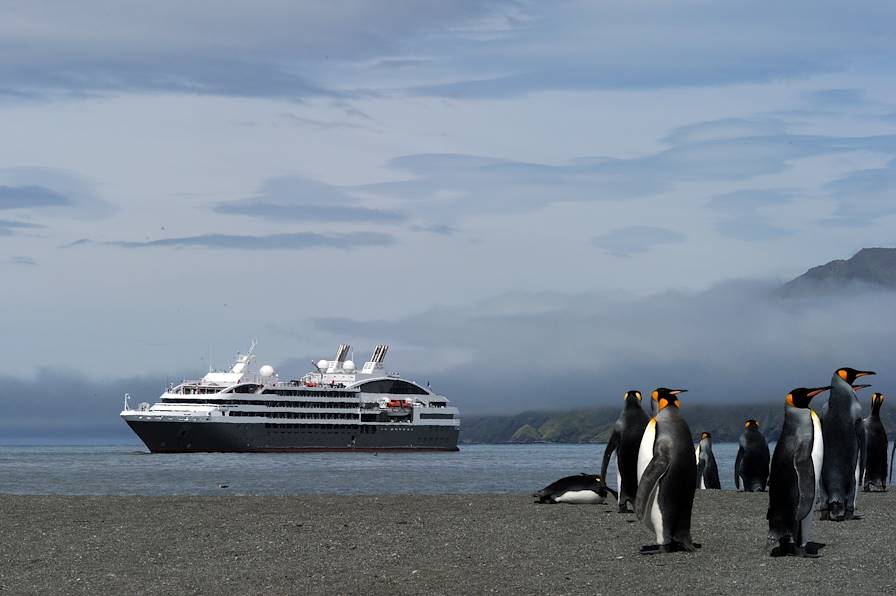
[797,543,824,558]
[844,509,863,521]
[639,544,662,555]
[617,504,634,514]
[640,541,701,555]
[828,502,846,522]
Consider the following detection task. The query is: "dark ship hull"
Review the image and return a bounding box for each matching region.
[127,420,459,453]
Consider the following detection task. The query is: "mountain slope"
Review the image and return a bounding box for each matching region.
[782,247,896,295]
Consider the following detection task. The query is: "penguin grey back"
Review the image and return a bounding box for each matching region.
[862,393,888,492]
[735,420,770,492]
[600,390,649,512]
[820,367,874,520]
[696,432,721,489]
[767,386,828,556]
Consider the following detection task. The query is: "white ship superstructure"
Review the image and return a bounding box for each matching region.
[121,343,460,452]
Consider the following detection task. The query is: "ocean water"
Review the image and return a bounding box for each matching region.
[0,443,766,496]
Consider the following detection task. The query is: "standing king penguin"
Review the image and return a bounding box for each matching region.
[734,420,770,492]
[861,393,888,492]
[695,432,721,489]
[767,386,829,557]
[600,390,649,512]
[820,367,875,521]
[635,388,700,554]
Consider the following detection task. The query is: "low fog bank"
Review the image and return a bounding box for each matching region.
[1,279,894,440]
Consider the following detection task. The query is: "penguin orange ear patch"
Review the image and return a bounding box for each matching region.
[652,390,659,400]
[658,397,669,410]
[786,393,794,407]
[838,369,848,380]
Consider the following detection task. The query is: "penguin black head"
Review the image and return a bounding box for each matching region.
[699,431,711,441]
[871,392,885,407]
[744,419,759,430]
[835,367,876,384]
[785,386,831,408]
[652,387,686,411]
[624,390,642,402]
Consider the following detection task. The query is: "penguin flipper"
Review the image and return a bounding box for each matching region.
[794,452,816,522]
[734,446,744,490]
[855,419,866,487]
[635,455,670,522]
[600,428,620,481]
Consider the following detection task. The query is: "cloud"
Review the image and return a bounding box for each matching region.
[411,223,457,235]
[0,1,505,100]
[10,256,36,266]
[2,278,894,437]
[360,131,896,218]
[69,231,395,250]
[402,1,896,98]
[801,88,867,108]
[213,176,405,224]
[0,168,114,218]
[662,118,789,146]
[707,189,794,241]
[823,160,896,226]
[0,219,41,236]
[591,226,685,256]
[310,280,896,414]
[0,369,173,442]
[3,2,895,101]
[0,185,70,209]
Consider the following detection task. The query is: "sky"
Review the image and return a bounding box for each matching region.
[2,1,896,439]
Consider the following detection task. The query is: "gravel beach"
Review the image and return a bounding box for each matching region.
[2,491,894,595]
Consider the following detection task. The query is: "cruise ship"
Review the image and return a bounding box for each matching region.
[121,343,460,452]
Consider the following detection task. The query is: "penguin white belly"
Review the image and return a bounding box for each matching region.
[637,419,657,482]
[699,475,705,490]
[799,410,824,545]
[644,479,664,544]
[554,490,605,504]
[616,463,621,495]
[810,411,824,492]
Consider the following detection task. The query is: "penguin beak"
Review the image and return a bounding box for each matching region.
[856,370,876,378]
[669,389,688,395]
[807,386,831,398]
[852,384,872,391]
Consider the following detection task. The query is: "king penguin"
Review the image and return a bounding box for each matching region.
[861,392,888,492]
[600,390,649,512]
[734,420,770,492]
[635,388,700,554]
[533,473,618,504]
[695,432,721,489]
[820,367,875,521]
[767,386,829,557]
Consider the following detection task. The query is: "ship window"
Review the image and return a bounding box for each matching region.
[358,380,428,395]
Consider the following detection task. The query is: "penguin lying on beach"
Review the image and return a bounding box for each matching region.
[819,367,875,521]
[533,474,618,504]
[734,420,769,492]
[861,392,888,492]
[636,388,700,554]
[695,432,721,489]
[767,386,829,557]
[600,390,649,512]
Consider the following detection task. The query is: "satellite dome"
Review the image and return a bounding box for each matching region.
[259,365,275,378]
[343,360,356,371]
[317,359,329,370]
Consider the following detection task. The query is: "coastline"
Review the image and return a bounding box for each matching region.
[2,491,894,595]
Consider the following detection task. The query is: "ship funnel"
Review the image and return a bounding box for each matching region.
[361,344,389,374]
[326,344,351,373]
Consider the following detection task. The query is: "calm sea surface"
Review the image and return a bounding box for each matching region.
[0,443,767,496]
